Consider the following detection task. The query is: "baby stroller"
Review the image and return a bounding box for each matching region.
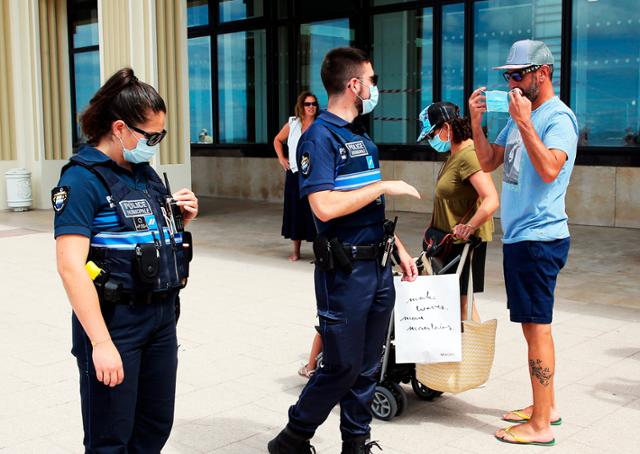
[370,241,475,421]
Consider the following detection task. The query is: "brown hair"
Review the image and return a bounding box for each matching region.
[437,103,473,144]
[321,47,370,96]
[80,68,166,145]
[448,116,473,144]
[294,91,319,120]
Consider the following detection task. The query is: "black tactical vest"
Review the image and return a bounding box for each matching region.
[62,155,191,296]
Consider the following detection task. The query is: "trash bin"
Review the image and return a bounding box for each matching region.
[5,168,32,211]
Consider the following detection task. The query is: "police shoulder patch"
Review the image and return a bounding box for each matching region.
[51,186,70,213]
[300,151,311,177]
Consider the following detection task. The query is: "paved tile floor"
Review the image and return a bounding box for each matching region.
[1,197,639,453]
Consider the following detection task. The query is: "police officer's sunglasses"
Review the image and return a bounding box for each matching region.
[353,74,379,86]
[128,124,167,146]
[502,65,541,82]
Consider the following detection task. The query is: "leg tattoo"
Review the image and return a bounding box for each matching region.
[529,359,552,387]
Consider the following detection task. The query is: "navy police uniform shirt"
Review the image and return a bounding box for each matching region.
[53,145,148,239]
[297,110,385,245]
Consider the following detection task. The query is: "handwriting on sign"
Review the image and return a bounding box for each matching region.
[406,323,453,332]
[415,304,445,312]
[407,291,435,303]
[394,275,462,363]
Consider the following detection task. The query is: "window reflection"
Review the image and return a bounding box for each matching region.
[299,19,353,109]
[277,26,290,129]
[72,16,98,48]
[188,37,213,143]
[442,3,465,111]
[69,0,100,143]
[571,0,640,147]
[187,0,208,27]
[219,0,263,23]
[372,9,432,144]
[217,30,267,143]
[474,0,562,141]
[73,51,100,139]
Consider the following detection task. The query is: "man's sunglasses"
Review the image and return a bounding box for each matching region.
[502,65,541,82]
[303,102,319,107]
[129,124,167,146]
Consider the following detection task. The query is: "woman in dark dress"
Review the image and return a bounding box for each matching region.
[273,91,319,261]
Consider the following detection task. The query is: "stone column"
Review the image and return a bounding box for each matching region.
[98,0,191,191]
[1,0,70,209]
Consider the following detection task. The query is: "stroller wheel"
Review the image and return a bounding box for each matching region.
[411,375,443,401]
[388,382,408,416]
[371,385,398,421]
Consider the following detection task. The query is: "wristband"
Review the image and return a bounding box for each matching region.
[91,338,111,347]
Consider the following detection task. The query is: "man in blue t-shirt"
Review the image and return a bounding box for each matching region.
[469,40,578,446]
[268,47,420,454]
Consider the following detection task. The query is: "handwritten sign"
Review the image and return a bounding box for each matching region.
[393,275,461,364]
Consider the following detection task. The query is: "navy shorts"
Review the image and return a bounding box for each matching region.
[503,238,570,324]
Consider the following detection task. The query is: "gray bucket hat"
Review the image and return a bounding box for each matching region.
[493,39,554,70]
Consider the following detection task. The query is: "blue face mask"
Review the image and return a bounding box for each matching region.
[428,126,451,153]
[118,127,159,164]
[357,81,379,115]
[484,90,510,113]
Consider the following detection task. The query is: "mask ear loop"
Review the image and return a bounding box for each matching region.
[437,123,451,143]
[353,78,364,100]
[115,133,126,152]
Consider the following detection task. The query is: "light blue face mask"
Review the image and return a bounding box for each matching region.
[118,127,159,164]
[428,126,451,153]
[357,80,379,115]
[484,90,510,113]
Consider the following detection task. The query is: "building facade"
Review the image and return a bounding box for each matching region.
[1,0,639,228]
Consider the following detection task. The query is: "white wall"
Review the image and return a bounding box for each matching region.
[192,156,640,229]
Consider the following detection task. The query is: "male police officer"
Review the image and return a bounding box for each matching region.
[268,47,420,454]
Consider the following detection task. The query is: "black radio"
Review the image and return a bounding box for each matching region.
[163,172,184,233]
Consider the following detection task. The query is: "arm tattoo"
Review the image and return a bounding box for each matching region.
[529,359,552,387]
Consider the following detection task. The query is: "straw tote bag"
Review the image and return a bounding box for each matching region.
[415,245,497,394]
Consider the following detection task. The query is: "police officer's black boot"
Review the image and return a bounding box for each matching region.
[341,435,382,454]
[267,426,316,454]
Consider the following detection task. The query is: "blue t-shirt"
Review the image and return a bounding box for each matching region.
[53,145,147,239]
[297,110,385,244]
[494,96,578,243]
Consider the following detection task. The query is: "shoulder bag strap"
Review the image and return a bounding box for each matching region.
[466,247,474,320]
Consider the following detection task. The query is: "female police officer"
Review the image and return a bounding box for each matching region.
[53,68,197,453]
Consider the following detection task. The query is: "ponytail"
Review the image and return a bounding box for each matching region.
[80,68,166,144]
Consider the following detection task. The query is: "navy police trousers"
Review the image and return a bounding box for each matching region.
[72,292,179,453]
[288,260,395,440]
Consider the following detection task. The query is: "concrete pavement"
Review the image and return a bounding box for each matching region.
[1,197,639,453]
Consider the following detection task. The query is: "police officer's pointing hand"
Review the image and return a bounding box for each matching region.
[379,180,421,199]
